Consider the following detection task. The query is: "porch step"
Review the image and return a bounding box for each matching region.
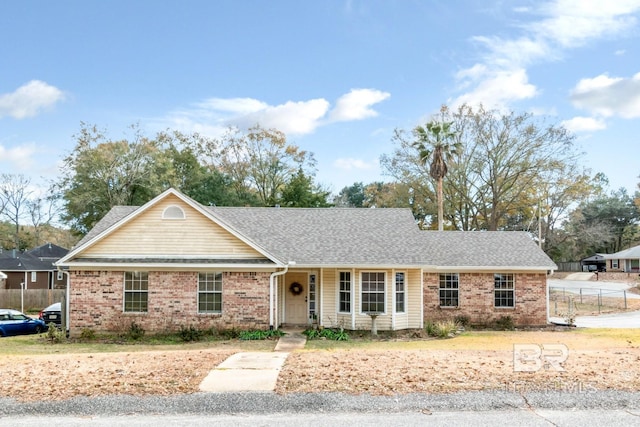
[274,329,307,352]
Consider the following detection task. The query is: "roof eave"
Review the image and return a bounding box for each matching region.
[58,261,281,271]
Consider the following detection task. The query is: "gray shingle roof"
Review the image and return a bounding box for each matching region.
[0,252,56,272]
[416,231,557,269]
[64,189,556,270]
[602,244,640,259]
[27,243,68,260]
[208,206,425,266]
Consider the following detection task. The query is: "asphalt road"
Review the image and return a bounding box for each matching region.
[4,409,640,427]
[2,391,640,426]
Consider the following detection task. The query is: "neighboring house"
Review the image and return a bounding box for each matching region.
[581,254,607,272]
[56,188,557,335]
[0,244,69,290]
[602,245,640,272]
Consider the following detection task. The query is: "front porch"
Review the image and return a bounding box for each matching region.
[274,268,423,331]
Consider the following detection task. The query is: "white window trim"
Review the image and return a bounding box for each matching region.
[338,271,352,314]
[197,272,223,314]
[439,273,460,308]
[31,271,37,282]
[395,271,406,314]
[162,205,186,220]
[494,273,515,308]
[360,271,386,315]
[123,271,149,313]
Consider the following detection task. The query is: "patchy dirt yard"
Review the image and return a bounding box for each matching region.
[2,329,640,402]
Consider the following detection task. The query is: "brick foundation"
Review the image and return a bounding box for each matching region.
[68,270,270,335]
[423,272,548,326]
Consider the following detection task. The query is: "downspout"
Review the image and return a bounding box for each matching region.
[64,271,70,337]
[546,269,553,324]
[269,261,295,330]
[57,267,70,337]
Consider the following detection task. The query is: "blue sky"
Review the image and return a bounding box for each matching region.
[1,0,640,198]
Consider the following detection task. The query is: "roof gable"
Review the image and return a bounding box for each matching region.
[27,243,69,259]
[59,189,279,265]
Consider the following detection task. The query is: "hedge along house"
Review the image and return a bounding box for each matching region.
[56,188,557,335]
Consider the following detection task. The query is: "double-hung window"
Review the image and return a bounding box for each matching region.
[339,272,351,313]
[395,272,405,313]
[124,271,149,312]
[494,273,515,307]
[439,273,459,307]
[361,272,385,313]
[198,272,223,313]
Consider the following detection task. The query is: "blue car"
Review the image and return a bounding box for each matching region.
[0,309,48,337]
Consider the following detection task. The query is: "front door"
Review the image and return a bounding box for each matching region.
[284,272,307,325]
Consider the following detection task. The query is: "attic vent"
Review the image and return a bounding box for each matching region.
[162,205,185,220]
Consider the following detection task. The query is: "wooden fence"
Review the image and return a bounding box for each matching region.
[555,262,582,272]
[0,289,66,313]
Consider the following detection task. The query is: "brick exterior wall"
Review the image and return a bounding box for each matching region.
[423,272,548,326]
[68,270,271,335]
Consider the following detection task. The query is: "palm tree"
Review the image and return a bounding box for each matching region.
[412,121,461,231]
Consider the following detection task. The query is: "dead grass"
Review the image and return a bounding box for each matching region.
[2,329,640,402]
[276,329,640,395]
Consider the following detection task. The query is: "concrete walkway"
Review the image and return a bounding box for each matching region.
[199,330,307,393]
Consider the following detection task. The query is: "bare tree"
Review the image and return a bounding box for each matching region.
[27,194,61,246]
[0,174,32,249]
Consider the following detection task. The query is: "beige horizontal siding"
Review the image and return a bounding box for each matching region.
[321,269,337,328]
[82,194,264,258]
[320,268,423,331]
[407,269,422,329]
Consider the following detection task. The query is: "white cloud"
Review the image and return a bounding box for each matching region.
[472,35,552,69]
[0,143,36,169]
[452,68,538,110]
[333,158,376,171]
[196,98,268,115]
[0,80,64,119]
[453,0,640,110]
[329,89,390,122]
[570,72,640,118]
[158,89,389,137]
[533,0,640,48]
[238,99,330,135]
[561,116,607,132]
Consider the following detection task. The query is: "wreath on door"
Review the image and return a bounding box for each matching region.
[289,282,303,296]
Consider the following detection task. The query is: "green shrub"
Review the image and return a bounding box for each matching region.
[454,315,470,328]
[80,328,96,341]
[304,327,349,341]
[425,320,437,336]
[494,315,514,330]
[221,327,241,339]
[127,321,146,340]
[425,319,460,338]
[179,325,204,342]
[238,329,285,340]
[47,323,66,343]
[303,328,321,339]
